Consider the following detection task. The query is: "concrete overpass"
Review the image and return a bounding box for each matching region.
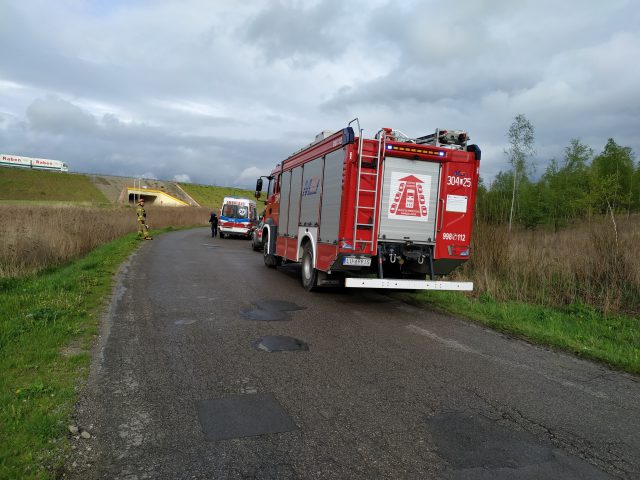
[125,187,190,207]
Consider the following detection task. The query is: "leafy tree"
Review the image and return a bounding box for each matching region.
[479,135,637,230]
[540,158,565,230]
[479,171,513,224]
[475,177,488,222]
[518,176,544,229]
[632,161,640,211]
[564,138,592,173]
[541,139,593,229]
[590,139,635,214]
[505,114,535,231]
[561,139,592,219]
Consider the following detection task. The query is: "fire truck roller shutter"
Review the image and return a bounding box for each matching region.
[280,170,292,236]
[299,157,323,227]
[287,167,303,237]
[319,149,345,244]
[378,156,441,243]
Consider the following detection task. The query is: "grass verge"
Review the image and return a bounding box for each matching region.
[393,290,640,374]
[0,232,150,479]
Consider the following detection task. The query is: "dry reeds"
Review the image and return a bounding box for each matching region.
[462,216,640,315]
[0,204,210,277]
[3,204,638,316]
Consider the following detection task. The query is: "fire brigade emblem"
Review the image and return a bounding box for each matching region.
[388,172,431,222]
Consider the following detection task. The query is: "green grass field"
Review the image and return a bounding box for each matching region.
[0,168,108,203]
[0,232,145,479]
[179,183,255,211]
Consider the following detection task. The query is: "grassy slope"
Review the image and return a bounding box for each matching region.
[0,168,108,203]
[0,169,255,210]
[179,183,255,211]
[0,233,142,479]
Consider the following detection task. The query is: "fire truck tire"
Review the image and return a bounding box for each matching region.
[301,243,318,291]
[263,235,281,268]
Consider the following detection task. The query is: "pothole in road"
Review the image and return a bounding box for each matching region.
[429,411,552,469]
[428,411,610,478]
[240,299,306,322]
[197,394,297,441]
[252,336,309,352]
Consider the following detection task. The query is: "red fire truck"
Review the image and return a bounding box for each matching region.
[255,119,481,291]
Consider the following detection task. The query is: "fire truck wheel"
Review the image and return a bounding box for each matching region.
[301,243,318,291]
[263,235,281,268]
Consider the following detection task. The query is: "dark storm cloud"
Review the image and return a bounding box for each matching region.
[27,97,98,135]
[0,0,639,188]
[0,3,130,103]
[323,65,537,111]
[243,0,349,63]
[1,97,294,186]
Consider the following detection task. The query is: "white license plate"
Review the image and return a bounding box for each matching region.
[342,256,371,266]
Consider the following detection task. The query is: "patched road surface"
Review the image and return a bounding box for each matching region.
[68,228,640,479]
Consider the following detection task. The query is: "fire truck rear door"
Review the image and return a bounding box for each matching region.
[378,156,440,243]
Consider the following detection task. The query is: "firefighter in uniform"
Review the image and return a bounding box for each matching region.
[209,211,219,237]
[136,197,152,240]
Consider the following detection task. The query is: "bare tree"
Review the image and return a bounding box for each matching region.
[506,114,535,231]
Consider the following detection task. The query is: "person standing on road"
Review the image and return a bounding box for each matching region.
[136,198,152,240]
[209,211,219,238]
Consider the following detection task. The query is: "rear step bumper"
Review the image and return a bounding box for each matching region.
[345,278,473,291]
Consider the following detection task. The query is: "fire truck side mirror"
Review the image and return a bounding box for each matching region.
[255,178,263,199]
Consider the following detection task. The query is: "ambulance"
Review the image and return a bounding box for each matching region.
[218,197,257,239]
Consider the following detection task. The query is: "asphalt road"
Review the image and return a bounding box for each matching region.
[68,228,640,479]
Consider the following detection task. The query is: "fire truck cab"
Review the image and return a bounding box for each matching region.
[256,119,480,291]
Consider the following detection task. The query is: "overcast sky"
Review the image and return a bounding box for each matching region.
[1,0,638,188]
